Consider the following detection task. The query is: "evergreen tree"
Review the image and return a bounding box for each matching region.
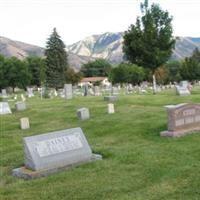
[26,56,46,86]
[45,28,68,89]
[123,0,175,93]
[191,47,200,62]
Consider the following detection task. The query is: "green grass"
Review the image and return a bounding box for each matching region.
[1,88,200,200]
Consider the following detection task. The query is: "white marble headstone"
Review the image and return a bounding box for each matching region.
[0,102,12,115]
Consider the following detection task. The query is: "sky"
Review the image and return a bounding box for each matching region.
[0,0,200,47]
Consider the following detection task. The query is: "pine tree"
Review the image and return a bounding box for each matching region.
[45,28,68,89]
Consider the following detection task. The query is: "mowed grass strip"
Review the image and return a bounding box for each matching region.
[1,88,200,200]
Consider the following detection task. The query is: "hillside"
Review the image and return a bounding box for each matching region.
[1,33,200,71]
[67,32,200,63]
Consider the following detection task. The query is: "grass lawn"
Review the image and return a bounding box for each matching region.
[1,87,200,200]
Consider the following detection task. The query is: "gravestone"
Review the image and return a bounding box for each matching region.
[64,84,73,99]
[27,88,34,98]
[175,86,190,96]
[104,96,117,102]
[77,108,90,120]
[107,103,115,114]
[20,117,30,129]
[94,86,101,96]
[83,84,88,96]
[0,102,12,115]
[160,103,200,137]
[15,101,26,111]
[12,127,101,179]
[1,89,7,98]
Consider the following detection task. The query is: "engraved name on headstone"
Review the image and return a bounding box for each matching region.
[160,103,200,137]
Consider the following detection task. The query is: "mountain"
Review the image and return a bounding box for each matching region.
[67,32,200,63]
[0,36,91,71]
[1,33,200,71]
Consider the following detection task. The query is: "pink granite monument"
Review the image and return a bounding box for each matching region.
[160,103,200,137]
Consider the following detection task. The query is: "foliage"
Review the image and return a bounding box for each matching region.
[81,59,112,77]
[180,57,200,81]
[45,28,68,89]
[25,56,46,86]
[3,57,31,91]
[0,54,8,90]
[191,47,200,62]
[164,60,182,83]
[110,63,145,85]
[123,0,175,72]
[65,68,82,84]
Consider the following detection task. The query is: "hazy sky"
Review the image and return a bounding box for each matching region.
[0,0,200,47]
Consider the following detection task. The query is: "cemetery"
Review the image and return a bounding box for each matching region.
[1,0,200,199]
[1,86,200,199]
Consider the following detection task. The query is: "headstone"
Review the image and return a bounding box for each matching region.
[104,96,117,102]
[20,117,30,130]
[107,103,115,114]
[88,88,94,96]
[94,86,101,96]
[15,101,26,111]
[0,102,12,115]
[83,84,88,96]
[1,89,7,98]
[12,127,102,179]
[160,103,200,137]
[77,108,90,120]
[64,84,73,99]
[27,88,34,98]
[175,86,190,96]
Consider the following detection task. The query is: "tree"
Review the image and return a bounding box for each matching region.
[5,57,31,91]
[45,28,68,89]
[180,57,200,82]
[26,56,46,86]
[0,54,9,90]
[123,0,175,92]
[191,47,200,62]
[81,59,112,77]
[65,68,82,84]
[110,63,145,85]
[164,60,182,83]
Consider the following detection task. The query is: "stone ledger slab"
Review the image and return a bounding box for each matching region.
[160,103,200,137]
[12,127,101,179]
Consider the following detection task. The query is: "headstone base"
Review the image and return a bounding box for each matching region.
[160,127,200,137]
[12,154,102,180]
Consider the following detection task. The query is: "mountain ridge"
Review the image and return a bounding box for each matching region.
[1,33,200,71]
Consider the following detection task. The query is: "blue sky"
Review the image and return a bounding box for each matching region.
[0,0,199,47]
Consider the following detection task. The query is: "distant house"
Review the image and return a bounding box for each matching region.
[79,77,111,87]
